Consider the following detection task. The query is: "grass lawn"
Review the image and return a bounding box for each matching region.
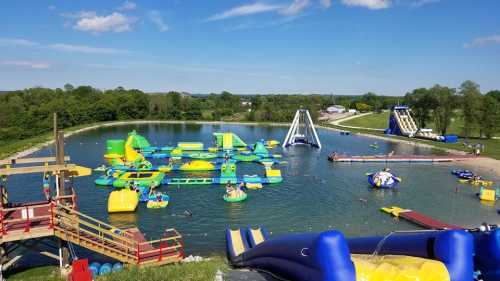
[5,266,63,281]
[339,112,389,129]
[322,122,500,160]
[5,257,229,281]
[338,110,497,138]
[97,257,228,281]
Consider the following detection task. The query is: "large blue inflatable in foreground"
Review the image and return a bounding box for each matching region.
[227,226,474,281]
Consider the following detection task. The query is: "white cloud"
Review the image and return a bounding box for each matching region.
[117,1,137,11]
[60,10,97,19]
[148,10,169,32]
[0,38,39,47]
[341,0,391,9]
[207,2,283,21]
[47,43,132,54]
[0,37,132,55]
[0,60,50,69]
[410,0,440,8]
[74,12,137,33]
[319,0,332,8]
[464,35,500,48]
[279,0,311,16]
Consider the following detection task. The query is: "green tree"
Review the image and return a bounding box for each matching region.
[458,80,482,137]
[486,90,500,103]
[355,102,371,112]
[63,83,74,92]
[430,85,456,135]
[404,88,436,128]
[480,95,500,138]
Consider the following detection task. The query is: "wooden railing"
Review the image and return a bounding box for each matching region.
[1,200,183,266]
[0,203,53,235]
[53,204,183,265]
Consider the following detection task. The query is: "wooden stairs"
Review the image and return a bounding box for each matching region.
[1,201,183,266]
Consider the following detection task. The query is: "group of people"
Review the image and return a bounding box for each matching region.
[225,181,245,199]
[373,168,395,186]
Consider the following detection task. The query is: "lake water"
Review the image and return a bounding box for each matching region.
[8,123,500,262]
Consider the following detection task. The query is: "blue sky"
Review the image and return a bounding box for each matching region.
[0,0,499,95]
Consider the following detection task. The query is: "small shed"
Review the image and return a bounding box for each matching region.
[326,105,346,114]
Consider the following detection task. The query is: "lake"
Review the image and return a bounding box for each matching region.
[8,123,500,262]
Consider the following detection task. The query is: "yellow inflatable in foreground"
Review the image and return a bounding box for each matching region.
[352,254,450,281]
[108,189,139,213]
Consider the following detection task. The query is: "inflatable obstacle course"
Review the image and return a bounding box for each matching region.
[213,132,247,150]
[112,171,165,188]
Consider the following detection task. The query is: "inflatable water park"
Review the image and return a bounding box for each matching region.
[94,130,284,213]
[385,105,458,143]
[3,113,500,281]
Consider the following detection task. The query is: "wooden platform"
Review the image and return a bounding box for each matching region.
[1,202,183,266]
[381,206,463,230]
[329,154,480,163]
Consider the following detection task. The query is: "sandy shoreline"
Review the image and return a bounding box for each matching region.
[2,120,499,177]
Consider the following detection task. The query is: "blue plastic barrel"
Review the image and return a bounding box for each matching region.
[99,263,113,275]
[89,262,100,277]
[112,262,123,272]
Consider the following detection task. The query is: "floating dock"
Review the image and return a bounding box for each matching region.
[329,154,479,163]
[381,206,463,230]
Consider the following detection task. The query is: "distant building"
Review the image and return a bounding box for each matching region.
[326,105,346,114]
[241,101,252,107]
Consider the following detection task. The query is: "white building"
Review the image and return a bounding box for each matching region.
[326,105,346,114]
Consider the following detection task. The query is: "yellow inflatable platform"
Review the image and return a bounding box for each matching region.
[479,188,497,202]
[107,189,139,213]
[180,160,215,171]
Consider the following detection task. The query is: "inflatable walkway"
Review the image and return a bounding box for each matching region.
[226,226,474,281]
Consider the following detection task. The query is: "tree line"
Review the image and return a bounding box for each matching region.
[0,81,498,144]
[404,81,500,138]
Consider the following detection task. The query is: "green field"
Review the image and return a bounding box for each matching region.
[339,111,496,138]
[323,121,500,160]
[5,257,228,281]
[339,112,389,129]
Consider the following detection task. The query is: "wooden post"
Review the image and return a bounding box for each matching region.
[53,114,71,269]
[56,131,66,195]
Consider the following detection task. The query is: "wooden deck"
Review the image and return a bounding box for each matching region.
[329,154,480,163]
[1,201,183,266]
[382,206,463,230]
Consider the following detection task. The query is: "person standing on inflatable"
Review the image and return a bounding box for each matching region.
[42,173,51,201]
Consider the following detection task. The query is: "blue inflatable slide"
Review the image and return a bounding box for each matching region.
[227,226,476,281]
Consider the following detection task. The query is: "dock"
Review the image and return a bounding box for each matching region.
[329,154,479,163]
[381,206,463,230]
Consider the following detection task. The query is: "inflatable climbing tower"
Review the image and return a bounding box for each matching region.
[282,109,321,148]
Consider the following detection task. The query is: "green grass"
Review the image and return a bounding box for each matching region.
[0,121,104,160]
[5,257,228,281]
[97,257,228,281]
[322,123,500,160]
[5,266,63,281]
[338,111,497,138]
[339,112,389,129]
